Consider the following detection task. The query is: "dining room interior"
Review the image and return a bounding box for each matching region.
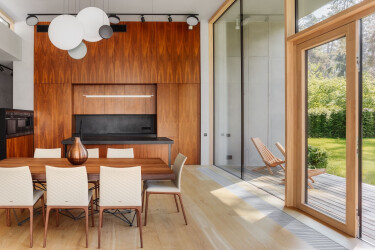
[0,0,375,249]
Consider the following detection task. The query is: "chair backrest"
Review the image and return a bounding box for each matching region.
[275,142,286,157]
[87,148,99,158]
[99,166,142,207]
[34,148,61,158]
[107,148,134,158]
[0,166,34,206]
[172,153,187,190]
[45,166,89,206]
[251,138,278,165]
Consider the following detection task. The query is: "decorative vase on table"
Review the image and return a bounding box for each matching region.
[67,137,88,165]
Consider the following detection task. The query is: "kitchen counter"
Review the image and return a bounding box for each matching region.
[61,135,174,167]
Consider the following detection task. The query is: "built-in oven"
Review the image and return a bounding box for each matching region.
[3,110,34,137]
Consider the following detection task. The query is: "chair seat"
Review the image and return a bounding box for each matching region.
[146,180,179,193]
[33,190,44,205]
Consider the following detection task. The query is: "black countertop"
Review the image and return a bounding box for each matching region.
[61,135,174,145]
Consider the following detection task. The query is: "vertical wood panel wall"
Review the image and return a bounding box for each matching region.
[34,22,201,164]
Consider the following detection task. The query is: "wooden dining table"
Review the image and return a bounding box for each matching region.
[0,158,175,181]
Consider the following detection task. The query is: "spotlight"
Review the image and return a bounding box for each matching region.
[108,14,120,24]
[141,15,145,23]
[0,67,3,72]
[26,15,39,26]
[168,15,172,22]
[186,15,199,29]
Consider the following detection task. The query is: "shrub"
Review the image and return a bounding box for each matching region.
[308,145,328,169]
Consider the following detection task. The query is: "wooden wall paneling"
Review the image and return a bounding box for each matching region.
[72,39,115,83]
[104,85,126,114]
[73,85,105,114]
[125,85,146,114]
[34,82,72,154]
[183,23,201,84]
[157,84,180,160]
[145,85,157,114]
[178,84,200,164]
[34,23,71,84]
[6,135,34,158]
[157,23,177,83]
[114,22,157,83]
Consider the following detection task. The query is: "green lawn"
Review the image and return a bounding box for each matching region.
[309,138,375,185]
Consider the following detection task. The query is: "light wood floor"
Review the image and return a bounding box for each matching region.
[0,165,370,249]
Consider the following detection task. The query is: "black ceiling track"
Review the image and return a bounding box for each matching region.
[36,24,127,33]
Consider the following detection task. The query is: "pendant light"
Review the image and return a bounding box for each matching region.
[68,42,87,59]
[77,7,110,42]
[48,15,84,50]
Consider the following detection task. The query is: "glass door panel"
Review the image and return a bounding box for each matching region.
[360,13,375,244]
[213,0,242,178]
[305,37,347,222]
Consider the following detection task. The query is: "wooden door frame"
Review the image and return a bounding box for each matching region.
[295,23,359,236]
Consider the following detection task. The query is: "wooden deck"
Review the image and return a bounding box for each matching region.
[217,164,375,245]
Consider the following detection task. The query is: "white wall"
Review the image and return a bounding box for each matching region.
[13,21,34,110]
[200,19,210,165]
[0,21,22,61]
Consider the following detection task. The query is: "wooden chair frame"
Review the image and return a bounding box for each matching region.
[251,138,285,175]
[43,196,94,248]
[98,206,143,248]
[0,195,45,248]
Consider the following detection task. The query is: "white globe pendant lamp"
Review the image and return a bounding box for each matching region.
[68,42,87,59]
[48,15,84,50]
[77,7,110,42]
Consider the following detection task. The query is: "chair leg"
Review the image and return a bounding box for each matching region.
[309,176,315,183]
[91,197,95,227]
[41,195,46,226]
[177,193,188,225]
[144,192,150,226]
[56,209,59,227]
[85,207,89,248]
[43,207,51,248]
[174,194,179,212]
[137,208,143,248]
[29,207,33,248]
[95,181,99,210]
[98,208,103,248]
[308,181,314,189]
[142,182,146,213]
[6,209,10,227]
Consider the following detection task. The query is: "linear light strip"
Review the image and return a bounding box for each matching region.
[83,95,154,98]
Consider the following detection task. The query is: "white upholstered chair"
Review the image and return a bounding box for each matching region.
[34,148,61,158]
[43,166,94,248]
[107,148,134,158]
[144,153,188,226]
[87,148,99,158]
[0,166,45,248]
[98,166,143,248]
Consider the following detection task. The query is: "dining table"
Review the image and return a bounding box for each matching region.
[0,158,175,181]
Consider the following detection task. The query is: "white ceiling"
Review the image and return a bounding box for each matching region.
[0,0,225,22]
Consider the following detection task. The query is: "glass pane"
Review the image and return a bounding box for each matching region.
[361,13,375,244]
[242,0,286,200]
[306,37,346,223]
[214,0,242,178]
[297,0,363,31]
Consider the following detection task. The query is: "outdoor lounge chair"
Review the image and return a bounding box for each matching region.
[251,138,285,175]
[275,142,326,189]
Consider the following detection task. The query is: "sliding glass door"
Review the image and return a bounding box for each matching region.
[213,0,242,178]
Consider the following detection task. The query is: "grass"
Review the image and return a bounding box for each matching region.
[309,138,375,185]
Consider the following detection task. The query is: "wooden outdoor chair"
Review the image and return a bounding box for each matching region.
[275,142,326,189]
[251,138,285,175]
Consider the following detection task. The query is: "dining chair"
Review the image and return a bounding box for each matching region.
[34,148,62,158]
[43,166,94,248]
[107,148,134,158]
[87,148,99,209]
[0,166,45,248]
[87,148,99,158]
[98,166,143,248]
[144,153,188,226]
